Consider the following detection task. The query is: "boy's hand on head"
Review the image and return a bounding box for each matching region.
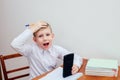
[29,21,47,33]
[71,65,79,74]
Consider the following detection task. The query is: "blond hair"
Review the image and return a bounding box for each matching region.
[33,22,52,37]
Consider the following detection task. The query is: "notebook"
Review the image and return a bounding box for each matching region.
[39,67,83,80]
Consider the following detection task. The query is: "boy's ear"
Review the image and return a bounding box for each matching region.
[52,33,55,38]
[33,37,36,42]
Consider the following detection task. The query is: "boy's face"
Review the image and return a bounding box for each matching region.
[33,27,54,50]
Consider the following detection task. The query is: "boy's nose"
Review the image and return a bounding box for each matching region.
[43,36,47,40]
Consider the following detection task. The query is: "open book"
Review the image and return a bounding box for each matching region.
[39,67,83,80]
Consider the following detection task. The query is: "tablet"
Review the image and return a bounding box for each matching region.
[63,53,74,78]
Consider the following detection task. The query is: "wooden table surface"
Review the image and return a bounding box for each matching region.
[32,59,120,80]
[0,66,2,80]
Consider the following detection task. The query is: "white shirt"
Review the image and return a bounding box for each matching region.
[11,29,82,80]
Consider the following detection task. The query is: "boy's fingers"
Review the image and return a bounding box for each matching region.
[29,21,47,33]
[72,65,79,74]
[72,68,77,74]
[37,21,48,27]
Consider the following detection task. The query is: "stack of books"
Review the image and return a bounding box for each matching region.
[85,58,118,77]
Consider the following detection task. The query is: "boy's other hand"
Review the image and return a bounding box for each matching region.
[71,65,79,74]
[29,21,47,33]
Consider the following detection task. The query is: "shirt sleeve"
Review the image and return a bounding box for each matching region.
[11,29,33,56]
[73,53,83,68]
[56,45,83,68]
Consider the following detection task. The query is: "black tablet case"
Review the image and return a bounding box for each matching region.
[63,53,74,78]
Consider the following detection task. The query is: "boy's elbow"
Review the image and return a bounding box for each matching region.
[11,41,17,48]
[10,41,22,52]
[11,42,15,48]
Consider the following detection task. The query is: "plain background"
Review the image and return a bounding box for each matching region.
[0,0,120,65]
[0,0,120,79]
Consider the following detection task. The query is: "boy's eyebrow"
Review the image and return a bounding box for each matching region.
[41,23,49,26]
[42,25,48,26]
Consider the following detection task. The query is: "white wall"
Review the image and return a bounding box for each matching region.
[0,0,120,65]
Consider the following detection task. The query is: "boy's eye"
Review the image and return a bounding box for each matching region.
[38,35,43,37]
[46,33,50,36]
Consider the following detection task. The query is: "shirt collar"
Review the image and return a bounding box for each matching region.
[39,45,53,55]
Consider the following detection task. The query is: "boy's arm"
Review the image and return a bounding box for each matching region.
[11,21,48,55]
[57,46,83,70]
[72,54,83,74]
[11,29,33,54]
[73,54,83,68]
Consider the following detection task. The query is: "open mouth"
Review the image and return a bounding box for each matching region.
[43,42,49,47]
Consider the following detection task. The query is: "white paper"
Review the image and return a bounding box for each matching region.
[39,67,83,80]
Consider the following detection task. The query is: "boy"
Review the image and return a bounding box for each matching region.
[11,21,83,80]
